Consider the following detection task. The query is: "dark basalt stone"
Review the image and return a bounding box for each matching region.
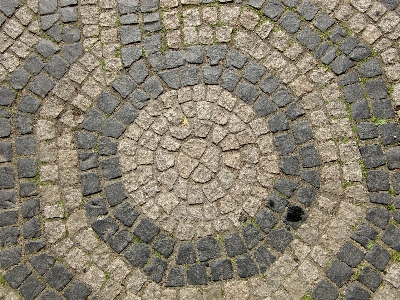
[99,137,118,156]
[344,283,370,300]
[202,66,223,85]
[23,217,41,239]
[280,12,301,33]
[273,134,295,155]
[326,259,354,287]
[176,243,196,265]
[253,96,277,117]
[4,264,31,288]
[255,209,277,234]
[79,152,98,171]
[0,247,21,270]
[221,69,240,92]
[81,173,101,196]
[206,45,227,65]
[44,263,73,291]
[366,207,390,229]
[0,119,11,138]
[124,243,150,268]
[236,254,259,278]
[186,264,207,285]
[197,236,221,262]
[19,275,45,299]
[159,69,181,89]
[297,0,319,21]
[266,193,289,213]
[254,246,276,273]
[91,216,119,242]
[210,259,233,281]
[365,245,390,271]
[285,101,305,120]
[165,266,185,287]
[122,45,142,68]
[0,190,16,209]
[63,281,91,300]
[242,224,264,249]
[266,229,293,252]
[357,266,382,292]
[382,224,400,251]
[105,181,127,206]
[224,233,247,257]
[85,198,107,218]
[25,239,46,254]
[39,290,63,300]
[108,229,132,253]
[0,210,18,226]
[314,13,335,32]
[143,258,167,283]
[114,202,139,227]
[133,218,159,243]
[380,123,400,146]
[340,37,359,55]
[312,279,339,300]
[0,227,20,248]
[337,242,365,267]
[296,27,322,51]
[153,235,175,258]
[186,46,204,64]
[351,223,378,248]
[263,0,284,21]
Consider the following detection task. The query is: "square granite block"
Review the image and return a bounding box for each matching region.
[0,142,12,162]
[326,259,354,287]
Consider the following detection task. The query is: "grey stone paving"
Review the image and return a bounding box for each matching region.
[0,0,400,299]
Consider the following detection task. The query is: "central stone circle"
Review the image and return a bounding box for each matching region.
[119,85,279,240]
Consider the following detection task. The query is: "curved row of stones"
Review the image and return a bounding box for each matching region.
[0,0,398,298]
[0,0,93,299]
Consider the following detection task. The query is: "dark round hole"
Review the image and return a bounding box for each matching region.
[285,205,304,222]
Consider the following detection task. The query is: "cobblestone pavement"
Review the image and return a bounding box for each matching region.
[0,0,400,299]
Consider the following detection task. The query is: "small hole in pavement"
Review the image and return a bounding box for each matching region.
[285,205,304,222]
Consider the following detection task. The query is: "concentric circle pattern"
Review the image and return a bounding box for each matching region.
[119,86,281,237]
[0,0,400,299]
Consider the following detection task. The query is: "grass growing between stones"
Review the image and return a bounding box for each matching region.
[132,236,144,243]
[0,272,6,285]
[387,204,396,211]
[31,172,40,183]
[352,263,365,280]
[100,59,106,70]
[391,251,400,262]
[370,116,387,126]
[93,144,100,155]
[342,180,352,189]
[367,239,377,250]
[301,293,312,300]
[153,249,163,259]
[359,160,367,180]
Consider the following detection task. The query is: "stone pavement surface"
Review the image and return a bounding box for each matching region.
[0,0,400,299]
